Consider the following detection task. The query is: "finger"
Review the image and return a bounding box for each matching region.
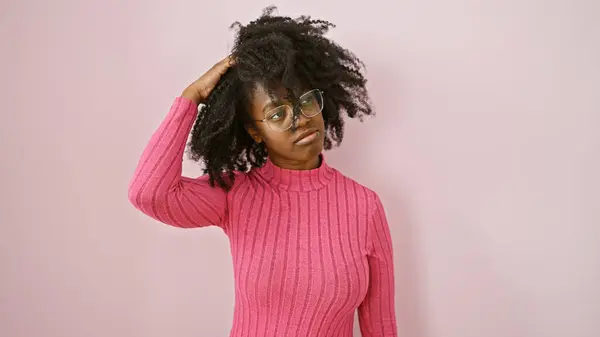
[220,54,235,65]
[227,55,236,66]
[204,56,228,74]
[215,55,235,72]
[201,56,235,86]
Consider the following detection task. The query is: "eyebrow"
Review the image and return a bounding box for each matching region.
[262,102,275,113]
[260,89,306,113]
[262,98,284,113]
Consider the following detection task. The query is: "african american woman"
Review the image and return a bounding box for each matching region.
[128,7,397,337]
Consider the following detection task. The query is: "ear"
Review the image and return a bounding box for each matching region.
[245,124,263,143]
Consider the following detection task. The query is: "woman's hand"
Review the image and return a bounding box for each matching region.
[182,55,235,105]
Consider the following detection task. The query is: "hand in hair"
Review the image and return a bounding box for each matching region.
[188,6,372,190]
[182,56,235,105]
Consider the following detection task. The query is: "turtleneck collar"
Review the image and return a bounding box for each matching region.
[255,153,337,192]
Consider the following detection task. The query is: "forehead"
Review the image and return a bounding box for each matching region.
[251,84,286,102]
[246,84,278,120]
[246,82,310,120]
[250,82,309,102]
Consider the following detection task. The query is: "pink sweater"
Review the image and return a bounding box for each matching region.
[128,97,397,337]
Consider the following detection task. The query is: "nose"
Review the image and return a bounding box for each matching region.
[292,108,310,129]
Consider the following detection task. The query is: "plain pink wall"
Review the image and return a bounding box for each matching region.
[2,0,599,336]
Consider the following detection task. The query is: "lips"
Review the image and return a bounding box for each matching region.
[294,129,319,144]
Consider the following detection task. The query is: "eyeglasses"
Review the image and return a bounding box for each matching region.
[253,89,324,132]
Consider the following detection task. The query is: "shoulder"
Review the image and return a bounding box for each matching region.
[332,168,382,212]
[226,171,251,193]
[333,169,389,253]
[190,170,250,194]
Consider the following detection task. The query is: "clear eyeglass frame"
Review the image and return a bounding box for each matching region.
[253,89,324,132]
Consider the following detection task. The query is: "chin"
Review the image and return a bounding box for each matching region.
[288,131,325,162]
[305,141,324,159]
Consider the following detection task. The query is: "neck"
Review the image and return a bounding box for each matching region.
[269,154,321,171]
[257,153,335,192]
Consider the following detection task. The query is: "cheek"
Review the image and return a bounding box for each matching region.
[312,112,326,127]
[265,132,289,147]
[260,127,290,148]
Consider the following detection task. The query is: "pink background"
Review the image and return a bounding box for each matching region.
[2,0,599,336]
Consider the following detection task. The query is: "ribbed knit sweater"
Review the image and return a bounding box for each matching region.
[128,96,397,337]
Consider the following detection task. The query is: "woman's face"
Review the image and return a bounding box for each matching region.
[246,84,325,166]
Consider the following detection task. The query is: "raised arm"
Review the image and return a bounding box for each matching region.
[358,194,398,336]
[128,56,235,228]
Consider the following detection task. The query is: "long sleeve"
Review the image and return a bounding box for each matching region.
[128,97,228,229]
[358,194,398,337]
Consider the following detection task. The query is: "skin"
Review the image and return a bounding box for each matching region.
[245,84,325,170]
[182,56,324,171]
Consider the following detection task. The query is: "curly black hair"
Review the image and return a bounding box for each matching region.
[188,6,373,190]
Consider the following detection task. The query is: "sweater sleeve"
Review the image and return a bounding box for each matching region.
[128,97,228,229]
[358,194,398,337]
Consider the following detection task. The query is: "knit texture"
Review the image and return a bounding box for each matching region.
[128,97,397,337]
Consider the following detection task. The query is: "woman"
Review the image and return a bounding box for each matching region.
[128,7,397,337]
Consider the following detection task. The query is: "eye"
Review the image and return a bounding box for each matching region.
[268,108,285,121]
[300,96,313,106]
